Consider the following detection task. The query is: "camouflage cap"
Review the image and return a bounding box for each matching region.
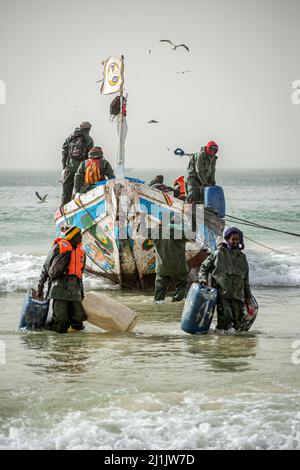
[88,146,103,158]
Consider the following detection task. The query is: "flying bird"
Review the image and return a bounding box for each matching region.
[159,40,190,52]
[176,70,191,74]
[147,119,159,124]
[35,191,48,203]
[291,82,300,89]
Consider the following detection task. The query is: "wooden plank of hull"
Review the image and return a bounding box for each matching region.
[55,181,121,282]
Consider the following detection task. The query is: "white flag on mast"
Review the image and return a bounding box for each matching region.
[100,56,124,95]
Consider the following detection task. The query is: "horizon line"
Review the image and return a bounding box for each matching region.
[1,166,300,172]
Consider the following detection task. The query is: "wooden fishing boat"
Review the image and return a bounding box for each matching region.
[54,55,225,288]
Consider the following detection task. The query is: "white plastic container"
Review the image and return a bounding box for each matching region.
[83,291,138,332]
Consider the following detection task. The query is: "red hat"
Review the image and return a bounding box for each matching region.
[206,141,218,155]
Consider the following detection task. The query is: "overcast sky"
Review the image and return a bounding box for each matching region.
[0,0,300,171]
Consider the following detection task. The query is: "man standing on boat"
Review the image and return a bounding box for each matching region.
[73,146,115,194]
[186,141,218,203]
[37,226,87,333]
[61,121,94,205]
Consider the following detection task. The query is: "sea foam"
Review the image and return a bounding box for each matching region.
[0,252,117,293]
[0,250,299,294]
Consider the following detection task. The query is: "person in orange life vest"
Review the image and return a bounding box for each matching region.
[173,175,186,200]
[73,146,115,195]
[37,226,87,333]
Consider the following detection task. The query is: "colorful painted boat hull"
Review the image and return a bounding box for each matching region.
[54,178,224,288]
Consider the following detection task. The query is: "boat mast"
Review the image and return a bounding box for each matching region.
[115,55,127,179]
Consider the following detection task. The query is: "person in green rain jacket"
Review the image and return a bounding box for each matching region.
[37,226,87,333]
[74,146,115,194]
[199,227,253,331]
[186,140,218,203]
[139,216,192,303]
[61,121,94,205]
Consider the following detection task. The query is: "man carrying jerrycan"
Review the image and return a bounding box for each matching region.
[37,226,87,333]
[198,227,254,331]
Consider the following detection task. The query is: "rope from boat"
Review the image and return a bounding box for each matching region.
[224,222,297,256]
[243,235,296,256]
[225,214,300,238]
[75,195,96,228]
[59,204,69,227]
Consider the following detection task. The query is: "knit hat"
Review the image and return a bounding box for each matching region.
[224,226,244,249]
[80,121,92,129]
[88,146,103,159]
[154,175,164,184]
[173,175,184,185]
[65,226,81,240]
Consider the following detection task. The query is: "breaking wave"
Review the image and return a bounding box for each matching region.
[0,250,299,294]
[0,252,117,294]
[247,251,300,288]
[0,392,299,449]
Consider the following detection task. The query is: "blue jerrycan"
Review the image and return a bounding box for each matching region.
[204,186,225,218]
[19,289,50,330]
[181,283,217,335]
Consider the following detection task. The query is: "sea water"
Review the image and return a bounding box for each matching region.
[0,169,299,450]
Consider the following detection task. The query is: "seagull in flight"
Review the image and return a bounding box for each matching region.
[147,119,159,124]
[35,191,48,203]
[159,40,190,52]
[291,82,300,89]
[176,70,191,74]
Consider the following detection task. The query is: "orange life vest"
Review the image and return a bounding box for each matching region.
[54,238,85,279]
[85,159,102,185]
[173,176,186,198]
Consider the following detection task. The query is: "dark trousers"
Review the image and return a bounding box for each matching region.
[52,299,87,333]
[61,171,75,205]
[186,176,204,203]
[154,274,188,302]
[217,298,244,331]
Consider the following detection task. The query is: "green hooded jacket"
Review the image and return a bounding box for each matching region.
[148,224,189,277]
[62,127,94,173]
[199,244,252,301]
[187,147,217,185]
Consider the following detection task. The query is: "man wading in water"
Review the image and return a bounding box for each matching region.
[37,226,87,333]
